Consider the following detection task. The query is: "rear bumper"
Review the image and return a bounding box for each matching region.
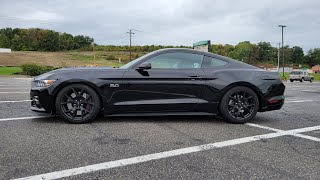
[30,89,54,113]
[260,83,285,112]
[261,95,285,111]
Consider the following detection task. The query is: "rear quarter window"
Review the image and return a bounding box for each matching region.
[203,56,228,68]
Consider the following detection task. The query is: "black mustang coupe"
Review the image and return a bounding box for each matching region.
[30,48,285,124]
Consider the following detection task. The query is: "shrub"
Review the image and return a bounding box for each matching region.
[21,64,43,76]
[106,54,117,60]
[21,63,58,76]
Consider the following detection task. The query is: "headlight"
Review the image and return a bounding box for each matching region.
[34,80,56,87]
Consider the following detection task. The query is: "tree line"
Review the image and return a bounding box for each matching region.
[1,28,319,67]
[211,42,320,67]
[0,28,93,51]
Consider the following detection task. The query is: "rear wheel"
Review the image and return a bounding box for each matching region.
[219,86,259,124]
[290,79,294,82]
[300,78,304,82]
[55,84,101,123]
[310,78,313,83]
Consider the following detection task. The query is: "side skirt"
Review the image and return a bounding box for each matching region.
[105,112,216,117]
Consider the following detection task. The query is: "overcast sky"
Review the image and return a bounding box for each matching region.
[1,0,319,51]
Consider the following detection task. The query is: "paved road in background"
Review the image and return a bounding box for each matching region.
[0,77,319,180]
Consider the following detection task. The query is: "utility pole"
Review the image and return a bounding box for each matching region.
[127,29,134,61]
[92,41,96,66]
[127,29,142,61]
[278,25,287,77]
[277,42,280,72]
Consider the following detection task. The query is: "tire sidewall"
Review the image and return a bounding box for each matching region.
[55,84,101,123]
[219,86,259,124]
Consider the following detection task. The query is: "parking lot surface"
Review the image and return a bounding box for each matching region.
[0,77,320,180]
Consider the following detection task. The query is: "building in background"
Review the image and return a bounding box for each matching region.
[312,65,320,73]
[0,48,11,53]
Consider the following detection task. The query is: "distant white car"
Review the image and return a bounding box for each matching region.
[289,71,314,82]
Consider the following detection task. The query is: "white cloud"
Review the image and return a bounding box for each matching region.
[0,0,319,51]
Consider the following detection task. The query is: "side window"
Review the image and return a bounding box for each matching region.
[145,52,204,69]
[205,56,228,67]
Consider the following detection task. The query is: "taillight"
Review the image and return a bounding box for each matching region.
[268,99,281,104]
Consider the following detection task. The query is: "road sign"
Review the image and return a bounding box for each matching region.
[193,40,211,52]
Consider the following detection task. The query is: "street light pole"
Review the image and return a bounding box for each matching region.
[278,25,286,77]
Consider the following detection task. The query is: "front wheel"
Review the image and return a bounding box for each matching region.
[310,78,313,83]
[55,84,101,123]
[300,78,304,82]
[219,86,259,124]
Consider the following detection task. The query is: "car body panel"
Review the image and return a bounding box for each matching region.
[30,48,285,116]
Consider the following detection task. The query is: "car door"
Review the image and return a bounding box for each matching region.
[119,52,207,113]
[305,72,310,81]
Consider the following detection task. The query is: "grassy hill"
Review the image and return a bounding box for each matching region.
[0,51,148,67]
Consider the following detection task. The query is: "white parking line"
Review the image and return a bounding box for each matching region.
[0,116,51,122]
[286,100,314,103]
[0,92,29,94]
[246,123,320,141]
[0,100,32,103]
[14,124,320,180]
[0,88,30,90]
[301,90,320,93]
[0,85,29,87]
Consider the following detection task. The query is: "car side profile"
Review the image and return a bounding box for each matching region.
[30,48,285,124]
[289,71,314,82]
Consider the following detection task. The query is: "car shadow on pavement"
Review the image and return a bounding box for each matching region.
[32,114,227,124]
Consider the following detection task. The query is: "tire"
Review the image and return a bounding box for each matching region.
[219,86,259,124]
[55,84,101,123]
[290,79,294,82]
[310,78,313,83]
[300,78,304,82]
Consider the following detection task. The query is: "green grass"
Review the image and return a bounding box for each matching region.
[311,73,320,81]
[0,67,22,75]
[69,53,123,67]
[70,54,96,61]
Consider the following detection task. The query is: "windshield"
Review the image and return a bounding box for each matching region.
[290,71,301,75]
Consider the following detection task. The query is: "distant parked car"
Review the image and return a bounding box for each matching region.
[289,71,314,82]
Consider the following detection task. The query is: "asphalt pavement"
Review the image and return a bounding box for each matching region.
[0,77,320,180]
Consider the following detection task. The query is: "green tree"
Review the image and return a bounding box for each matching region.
[291,46,304,64]
[257,42,273,62]
[0,34,10,48]
[11,34,23,50]
[59,33,74,50]
[211,44,234,56]
[229,41,258,64]
[39,30,60,51]
[74,35,93,49]
[305,48,320,66]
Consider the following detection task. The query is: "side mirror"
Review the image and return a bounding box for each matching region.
[137,62,151,70]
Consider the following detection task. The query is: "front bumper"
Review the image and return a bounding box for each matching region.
[30,89,54,113]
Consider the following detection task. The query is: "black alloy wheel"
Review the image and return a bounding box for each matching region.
[56,84,100,123]
[219,86,259,124]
